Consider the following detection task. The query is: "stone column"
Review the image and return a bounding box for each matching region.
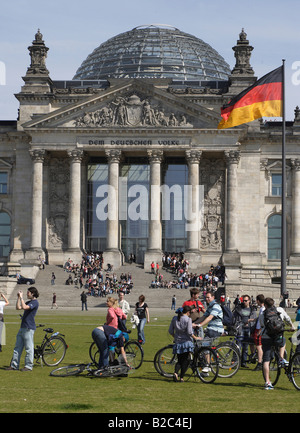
[27,149,45,256]
[144,150,163,269]
[103,149,122,269]
[290,158,300,264]
[223,150,241,266]
[184,150,202,270]
[67,149,83,255]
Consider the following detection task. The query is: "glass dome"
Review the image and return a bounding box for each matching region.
[73,25,231,81]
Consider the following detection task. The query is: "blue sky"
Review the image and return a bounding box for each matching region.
[0,0,299,120]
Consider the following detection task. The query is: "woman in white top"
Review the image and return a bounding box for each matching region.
[0,292,9,351]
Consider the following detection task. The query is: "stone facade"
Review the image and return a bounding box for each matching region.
[0,29,300,302]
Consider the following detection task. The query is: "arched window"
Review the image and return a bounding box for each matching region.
[268,214,281,260]
[0,212,11,257]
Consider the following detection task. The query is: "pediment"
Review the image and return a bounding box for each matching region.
[22,80,221,130]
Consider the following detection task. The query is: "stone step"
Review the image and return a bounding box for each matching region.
[8,263,195,311]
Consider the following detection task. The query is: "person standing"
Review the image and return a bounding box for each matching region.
[0,293,9,352]
[51,272,56,285]
[135,295,150,345]
[233,294,257,368]
[251,294,265,371]
[6,287,39,371]
[260,297,295,390]
[80,291,88,311]
[118,292,130,328]
[168,305,200,382]
[171,295,176,310]
[51,292,58,309]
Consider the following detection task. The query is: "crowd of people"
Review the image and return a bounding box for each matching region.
[64,253,133,296]
[1,248,299,393]
[150,254,226,291]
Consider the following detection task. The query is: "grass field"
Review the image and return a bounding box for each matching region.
[0,309,299,414]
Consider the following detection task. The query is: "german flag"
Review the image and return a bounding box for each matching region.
[218,66,283,129]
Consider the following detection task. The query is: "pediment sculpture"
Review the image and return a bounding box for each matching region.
[73,94,193,128]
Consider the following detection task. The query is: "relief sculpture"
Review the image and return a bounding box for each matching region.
[73,94,193,128]
[48,158,69,249]
[200,159,225,250]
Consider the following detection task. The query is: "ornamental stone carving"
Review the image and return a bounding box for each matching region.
[105,149,122,164]
[200,159,225,250]
[48,158,69,249]
[224,150,240,165]
[147,150,164,164]
[27,29,49,75]
[67,149,84,162]
[29,149,46,162]
[73,94,193,128]
[185,150,202,164]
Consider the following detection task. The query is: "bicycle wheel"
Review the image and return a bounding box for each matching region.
[92,364,129,377]
[124,341,144,369]
[263,349,281,386]
[290,352,300,391]
[215,342,241,378]
[195,347,219,384]
[42,336,67,367]
[50,364,86,377]
[89,342,99,365]
[154,344,177,378]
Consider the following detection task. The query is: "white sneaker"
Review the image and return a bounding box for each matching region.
[279,358,289,367]
[202,366,211,373]
[264,382,274,390]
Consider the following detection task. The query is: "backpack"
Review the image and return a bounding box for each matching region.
[264,306,285,336]
[220,304,235,328]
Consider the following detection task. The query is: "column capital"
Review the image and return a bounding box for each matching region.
[224,150,240,165]
[147,149,164,164]
[105,149,122,163]
[67,149,84,162]
[29,149,46,162]
[185,150,202,164]
[291,158,300,171]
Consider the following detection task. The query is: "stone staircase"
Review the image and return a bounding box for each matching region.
[8,262,195,313]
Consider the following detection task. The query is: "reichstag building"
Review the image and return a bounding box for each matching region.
[1,25,300,298]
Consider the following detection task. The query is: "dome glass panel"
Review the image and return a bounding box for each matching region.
[73,25,231,81]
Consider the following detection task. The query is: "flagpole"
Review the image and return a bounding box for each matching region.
[281,59,287,297]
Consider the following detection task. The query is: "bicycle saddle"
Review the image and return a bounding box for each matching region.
[44,328,54,333]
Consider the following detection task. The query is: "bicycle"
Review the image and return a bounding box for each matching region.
[50,361,130,378]
[262,332,300,390]
[154,340,219,384]
[89,339,144,370]
[34,324,68,367]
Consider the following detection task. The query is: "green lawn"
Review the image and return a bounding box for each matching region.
[0,310,299,414]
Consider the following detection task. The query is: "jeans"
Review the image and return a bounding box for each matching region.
[92,328,109,368]
[82,301,88,311]
[11,328,35,370]
[236,328,251,364]
[137,318,146,344]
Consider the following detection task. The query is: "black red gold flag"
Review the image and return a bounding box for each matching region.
[218,66,283,129]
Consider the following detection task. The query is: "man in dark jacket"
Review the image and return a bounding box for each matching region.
[233,294,257,367]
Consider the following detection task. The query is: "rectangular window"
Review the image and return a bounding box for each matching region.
[0,172,8,194]
[271,173,282,196]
